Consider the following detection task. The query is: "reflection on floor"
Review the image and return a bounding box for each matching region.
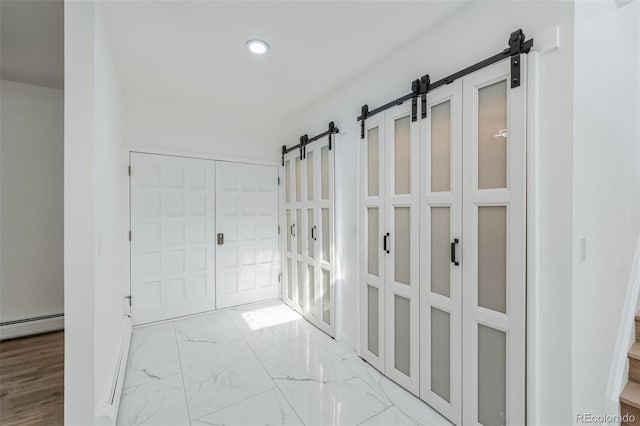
[117,300,450,426]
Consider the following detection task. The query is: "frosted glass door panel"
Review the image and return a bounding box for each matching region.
[478,80,507,190]
[367,285,379,356]
[286,210,292,251]
[285,160,291,202]
[321,208,330,262]
[367,208,379,276]
[477,206,506,313]
[308,265,315,315]
[368,127,380,197]
[431,101,451,192]
[321,147,329,200]
[297,261,305,310]
[308,209,315,258]
[307,151,314,201]
[394,116,411,195]
[394,295,411,376]
[295,158,302,201]
[431,207,451,297]
[431,308,451,402]
[322,269,330,325]
[287,259,292,302]
[296,209,302,255]
[478,324,506,426]
[395,207,410,285]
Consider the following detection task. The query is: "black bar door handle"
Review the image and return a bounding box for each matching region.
[383,233,390,254]
[291,224,296,237]
[311,226,317,241]
[451,238,459,266]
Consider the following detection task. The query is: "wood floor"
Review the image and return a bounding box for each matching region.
[0,331,64,426]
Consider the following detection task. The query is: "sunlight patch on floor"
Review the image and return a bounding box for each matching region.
[241,304,301,331]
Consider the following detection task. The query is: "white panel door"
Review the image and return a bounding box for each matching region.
[462,56,526,426]
[215,161,279,309]
[304,138,335,336]
[130,153,215,325]
[384,102,420,395]
[282,152,297,308]
[419,80,463,424]
[359,112,386,372]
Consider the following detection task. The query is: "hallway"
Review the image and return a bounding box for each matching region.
[117,301,450,426]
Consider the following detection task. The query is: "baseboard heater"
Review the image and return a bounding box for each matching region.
[0,313,65,340]
[96,314,132,426]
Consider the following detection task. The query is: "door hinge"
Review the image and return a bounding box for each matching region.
[128,231,132,241]
[278,176,280,185]
[278,225,280,235]
[278,273,282,283]
[128,165,131,176]
[125,295,131,307]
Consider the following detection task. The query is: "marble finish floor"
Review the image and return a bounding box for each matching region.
[117,300,450,426]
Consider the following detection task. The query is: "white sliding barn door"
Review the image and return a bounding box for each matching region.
[360,113,386,372]
[419,80,463,424]
[384,103,420,395]
[283,140,335,337]
[305,138,335,336]
[283,153,297,308]
[215,162,279,309]
[130,153,216,325]
[359,103,420,395]
[462,57,526,426]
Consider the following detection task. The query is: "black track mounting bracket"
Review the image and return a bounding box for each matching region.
[360,105,369,139]
[328,121,336,150]
[509,29,526,88]
[411,79,421,122]
[299,135,308,159]
[420,74,430,119]
[281,145,287,166]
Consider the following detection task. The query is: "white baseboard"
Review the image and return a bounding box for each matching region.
[96,315,133,426]
[0,314,64,340]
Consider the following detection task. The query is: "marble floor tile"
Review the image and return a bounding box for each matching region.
[120,300,451,426]
[254,334,353,382]
[191,388,302,426]
[275,374,391,426]
[178,337,275,419]
[358,406,418,426]
[343,357,450,426]
[174,311,241,343]
[117,374,189,426]
[123,323,181,390]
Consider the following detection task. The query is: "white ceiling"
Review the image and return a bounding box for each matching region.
[102,1,468,123]
[0,0,64,90]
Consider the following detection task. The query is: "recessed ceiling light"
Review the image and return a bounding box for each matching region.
[246,39,269,55]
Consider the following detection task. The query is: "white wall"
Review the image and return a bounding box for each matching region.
[572,0,640,422]
[65,1,128,424]
[93,4,129,418]
[123,91,282,162]
[0,80,64,331]
[280,1,575,424]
